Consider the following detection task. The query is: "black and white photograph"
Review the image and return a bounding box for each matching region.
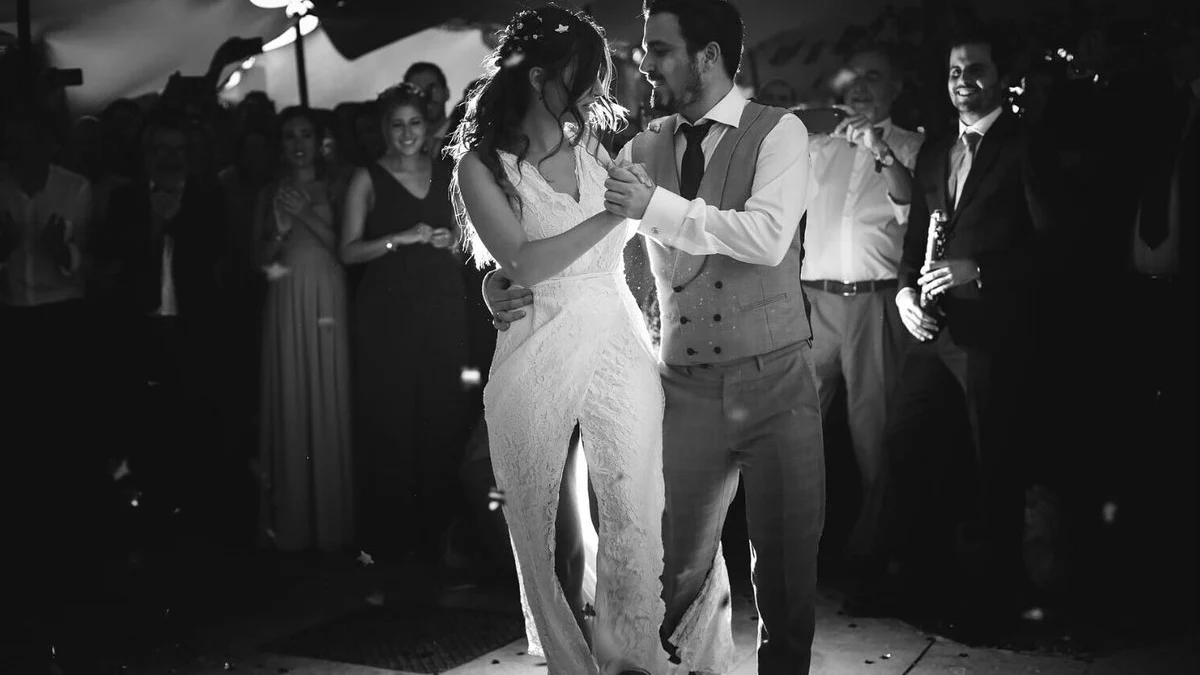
[0,0,1195,673]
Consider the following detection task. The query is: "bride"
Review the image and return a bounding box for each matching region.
[447,5,669,674]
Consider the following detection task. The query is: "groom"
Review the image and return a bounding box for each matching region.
[487,1,823,672]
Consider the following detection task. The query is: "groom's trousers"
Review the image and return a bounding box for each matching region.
[661,339,826,675]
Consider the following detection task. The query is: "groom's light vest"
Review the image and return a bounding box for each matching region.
[629,102,812,366]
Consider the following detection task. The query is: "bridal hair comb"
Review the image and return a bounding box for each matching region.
[495,9,573,69]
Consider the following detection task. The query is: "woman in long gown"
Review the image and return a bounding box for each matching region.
[448,7,668,674]
[256,107,354,553]
[340,84,468,566]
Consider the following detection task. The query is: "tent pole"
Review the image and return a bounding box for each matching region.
[17,0,32,96]
[293,19,309,107]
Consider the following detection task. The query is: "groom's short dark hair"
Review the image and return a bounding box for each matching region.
[643,0,744,80]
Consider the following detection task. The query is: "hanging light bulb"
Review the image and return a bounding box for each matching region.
[262,14,320,52]
[286,0,314,17]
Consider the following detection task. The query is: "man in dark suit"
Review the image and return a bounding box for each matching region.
[872,28,1052,629]
[97,111,235,540]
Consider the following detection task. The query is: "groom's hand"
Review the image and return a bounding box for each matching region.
[483,268,533,331]
[604,164,656,220]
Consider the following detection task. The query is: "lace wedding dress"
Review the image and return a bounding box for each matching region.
[484,141,669,674]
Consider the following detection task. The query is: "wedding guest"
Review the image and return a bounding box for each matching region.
[99,111,232,539]
[802,45,922,572]
[340,83,467,567]
[0,107,96,647]
[256,106,354,553]
[403,62,452,157]
[877,27,1053,631]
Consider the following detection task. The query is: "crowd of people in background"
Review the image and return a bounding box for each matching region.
[1,1,1197,668]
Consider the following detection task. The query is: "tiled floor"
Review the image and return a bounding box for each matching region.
[115,568,1197,675]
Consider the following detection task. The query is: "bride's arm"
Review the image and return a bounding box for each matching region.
[458,151,622,288]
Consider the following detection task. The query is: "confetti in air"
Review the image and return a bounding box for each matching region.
[1022,606,1046,621]
[461,367,482,388]
[263,262,291,281]
[488,487,506,511]
[265,528,276,539]
[1103,502,1117,524]
[366,592,385,606]
[317,317,336,327]
[112,459,131,481]
[357,550,374,566]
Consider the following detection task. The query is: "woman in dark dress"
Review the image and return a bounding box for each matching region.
[256,107,354,553]
[340,83,468,565]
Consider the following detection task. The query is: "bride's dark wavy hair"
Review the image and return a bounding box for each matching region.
[446,4,626,268]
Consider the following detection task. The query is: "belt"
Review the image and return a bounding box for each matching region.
[801,279,898,296]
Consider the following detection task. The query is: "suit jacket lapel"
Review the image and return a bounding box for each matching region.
[951,112,1014,227]
[926,134,953,217]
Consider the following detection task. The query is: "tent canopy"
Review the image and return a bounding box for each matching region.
[2,0,1092,116]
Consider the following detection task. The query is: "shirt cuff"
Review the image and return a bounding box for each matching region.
[638,187,691,247]
[886,192,911,226]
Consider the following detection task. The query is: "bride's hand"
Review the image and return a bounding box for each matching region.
[607,160,655,188]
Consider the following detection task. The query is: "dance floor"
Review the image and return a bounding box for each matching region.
[113,559,1194,675]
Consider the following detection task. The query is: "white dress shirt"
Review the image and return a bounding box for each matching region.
[802,118,924,282]
[150,180,183,317]
[957,105,1004,146]
[1131,78,1200,275]
[617,85,810,267]
[0,163,91,307]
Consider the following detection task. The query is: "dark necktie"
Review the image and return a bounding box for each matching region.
[1140,89,1192,249]
[679,120,713,200]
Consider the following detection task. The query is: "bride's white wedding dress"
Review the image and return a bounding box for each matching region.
[484,140,669,674]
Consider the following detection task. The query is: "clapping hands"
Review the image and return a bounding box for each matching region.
[603,160,656,220]
[275,185,313,219]
[831,105,886,155]
[429,228,455,249]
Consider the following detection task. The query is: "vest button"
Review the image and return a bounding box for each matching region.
[714,281,723,289]
[686,347,696,356]
[713,314,721,322]
[673,285,683,293]
[713,346,722,354]
[680,316,689,324]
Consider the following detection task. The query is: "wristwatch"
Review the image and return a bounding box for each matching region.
[874,146,897,173]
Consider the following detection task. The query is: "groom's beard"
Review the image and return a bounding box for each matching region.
[649,64,702,114]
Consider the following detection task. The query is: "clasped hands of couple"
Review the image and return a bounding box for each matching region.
[602,159,657,221]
